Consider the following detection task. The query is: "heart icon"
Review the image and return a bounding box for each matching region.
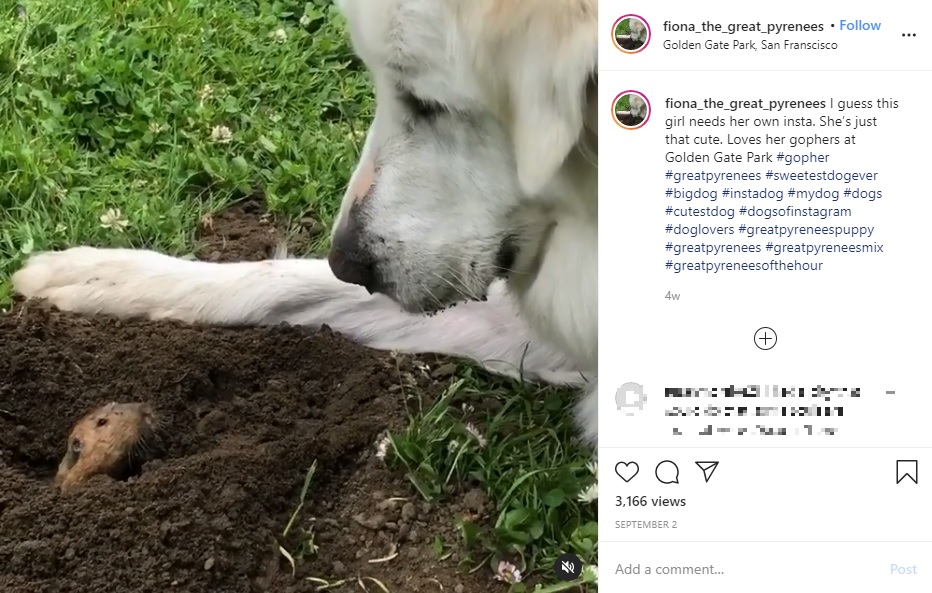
[614,461,640,483]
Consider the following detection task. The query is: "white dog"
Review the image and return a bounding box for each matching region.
[629,18,649,46]
[12,0,599,445]
[628,95,648,122]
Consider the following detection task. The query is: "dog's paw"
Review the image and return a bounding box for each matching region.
[12,247,179,317]
[14,247,113,298]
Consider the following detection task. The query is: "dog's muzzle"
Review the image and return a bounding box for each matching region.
[328,210,380,294]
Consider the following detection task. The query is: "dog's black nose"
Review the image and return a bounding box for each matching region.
[328,229,377,292]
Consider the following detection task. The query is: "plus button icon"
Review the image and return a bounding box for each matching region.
[754,327,777,351]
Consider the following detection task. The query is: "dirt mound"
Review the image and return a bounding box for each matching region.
[615,36,644,51]
[196,198,321,262]
[0,201,493,593]
[0,308,491,592]
[614,113,644,127]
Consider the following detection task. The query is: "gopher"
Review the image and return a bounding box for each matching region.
[56,402,165,492]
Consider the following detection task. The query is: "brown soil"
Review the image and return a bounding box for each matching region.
[615,36,645,51]
[0,200,495,593]
[196,198,322,262]
[615,113,645,127]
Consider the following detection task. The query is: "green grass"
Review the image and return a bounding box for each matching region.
[615,18,631,37]
[0,0,597,590]
[614,93,631,113]
[0,0,369,299]
[383,367,598,591]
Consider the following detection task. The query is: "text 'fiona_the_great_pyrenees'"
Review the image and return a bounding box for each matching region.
[12,0,600,446]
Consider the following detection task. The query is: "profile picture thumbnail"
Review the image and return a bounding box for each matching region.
[612,91,650,130]
[613,15,650,53]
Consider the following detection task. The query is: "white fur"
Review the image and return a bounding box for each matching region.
[12,0,599,446]
[629,19,648,45]
[629,95,648,120]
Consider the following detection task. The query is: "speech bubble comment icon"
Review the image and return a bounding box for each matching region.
[615,382,647,416]
[655,460,680,484]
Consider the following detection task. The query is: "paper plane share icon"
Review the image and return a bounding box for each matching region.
[695,461,719,483]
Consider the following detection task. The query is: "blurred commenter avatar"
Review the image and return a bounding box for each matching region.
[615,382,647,415]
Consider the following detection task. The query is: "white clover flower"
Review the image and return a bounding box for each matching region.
[582,564,598,584]
[299,14,311,27]
[270,27,287,43]
[198,84,214,102]
[375,436,391,461]
[494,560,522,584]
[99,208,129,232]
[577,483,598,503]
[464,423,487,448]
[210,125,233,144]
[586,460,598,477]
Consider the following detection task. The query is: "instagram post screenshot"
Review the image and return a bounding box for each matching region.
[601,0,931,591]
[3,1,602,592]
[4,0,927,591]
